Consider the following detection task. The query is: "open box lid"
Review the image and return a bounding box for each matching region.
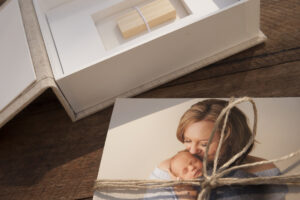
[0,0,75,128]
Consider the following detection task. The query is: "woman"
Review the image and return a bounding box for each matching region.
[147,99,286,200]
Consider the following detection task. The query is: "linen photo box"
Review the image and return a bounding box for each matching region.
[0,0,266,127]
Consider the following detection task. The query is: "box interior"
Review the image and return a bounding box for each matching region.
[34,0,240,78]
[92,0,189,51]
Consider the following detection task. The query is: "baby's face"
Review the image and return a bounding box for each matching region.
[171,152,203,179]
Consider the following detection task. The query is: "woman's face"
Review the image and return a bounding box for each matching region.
[183,120,220,161]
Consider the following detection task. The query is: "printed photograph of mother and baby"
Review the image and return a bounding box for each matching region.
[94,98,300,200]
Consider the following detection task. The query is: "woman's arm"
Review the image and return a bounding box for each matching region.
[243,155,277,174]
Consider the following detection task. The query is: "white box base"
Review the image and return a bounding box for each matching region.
[0,0,266,128]
[32,0,266,119]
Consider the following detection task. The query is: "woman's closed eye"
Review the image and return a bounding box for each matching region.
[200,143,207,147]
[184,139,192,143]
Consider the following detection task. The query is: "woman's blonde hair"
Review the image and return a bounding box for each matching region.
[176,99,253,166]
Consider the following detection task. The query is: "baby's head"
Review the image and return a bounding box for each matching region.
[170,151,203,180]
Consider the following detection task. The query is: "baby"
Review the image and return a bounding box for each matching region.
[169,151,203,180]
[145,151,203,200]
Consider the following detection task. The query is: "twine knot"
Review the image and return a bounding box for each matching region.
[197,176,219,200]
[202,176,218,189]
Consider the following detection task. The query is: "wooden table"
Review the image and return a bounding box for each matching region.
[0,0,299,199]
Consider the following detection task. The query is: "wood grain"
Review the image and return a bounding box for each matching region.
[0,0,299,199]
[0,0,6,6]
[138,61,300,98]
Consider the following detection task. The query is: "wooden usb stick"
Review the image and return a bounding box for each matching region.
[117,0,176,39]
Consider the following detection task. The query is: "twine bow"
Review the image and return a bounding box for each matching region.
[94,97,300,200]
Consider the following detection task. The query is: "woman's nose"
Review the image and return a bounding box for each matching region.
[189,144,198,154]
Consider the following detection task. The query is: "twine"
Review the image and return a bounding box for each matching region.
[134,6,151,32]
[94,97,300,200]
